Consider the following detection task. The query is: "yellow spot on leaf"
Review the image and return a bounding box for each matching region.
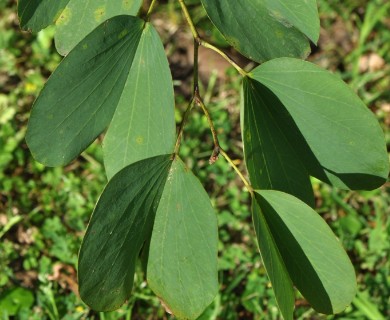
[82,43,88,50]
[136,136,144,145]
[275,30,284,38]
[94,6,106,22]
[56,7,71,26]
[122,0,133,10]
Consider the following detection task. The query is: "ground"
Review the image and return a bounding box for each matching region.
[0,0,389,319]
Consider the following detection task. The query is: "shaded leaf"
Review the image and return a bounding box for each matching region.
[18,0,70,32]
[242,78,314,206]
[55,0,143,55]
[252,198,294,320]
[103,23,175,180]
[147,157,218,320]
[256,190,357,314]
[250,58,389,189]
[26,16,145,166]
[200,0,319,62]
[78,155,172,311]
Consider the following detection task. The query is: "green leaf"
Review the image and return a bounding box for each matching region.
[250,58,389,190]
[252,198,294,320]
[255,190,357,314]
[18,0,70,32]
[242,78,314,206]
[352,291,386,320]
[55,0,143,55]
[0,288,34,316]
[103,23,175,180]
[78,155,172,311]
[79,155,219,316]
[26,16,145,166]
[147,157,218,320]
[200,0,319,62]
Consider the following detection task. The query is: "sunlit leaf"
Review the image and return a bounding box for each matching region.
[103,23,175,179]
[55,0,142,55]
[147,157,218,320]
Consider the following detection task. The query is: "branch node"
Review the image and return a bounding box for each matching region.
[195,36,202,46]
[209,146,220,164]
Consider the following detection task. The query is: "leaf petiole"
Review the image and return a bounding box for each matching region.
[219,148,254,195]
[174,99,194,155]
[178,0,247,76]
[145,0,159,21]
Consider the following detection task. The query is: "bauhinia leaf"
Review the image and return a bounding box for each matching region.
[17,0,142,48]
[249,58,389,190]
[103,23,175,180]
[18,0,70,32]
[78,155,172,311]
[252,198,294,320]
[79,155,219,316]
[242,78,314,206]
[147,157,218,320]
[200,0,319,62]
[255,190,357,314]
[55,0,143,55]
[26,16,146,167]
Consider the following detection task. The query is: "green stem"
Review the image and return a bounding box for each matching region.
[174,9,200,156]
[195,93,220,153]
[219,149,254,195]
[174,99,194,155]
[200,40,247,77]
[196,95,253,194]
[145,0,158,21]
[178,0,200,40]
[178,0,246,76]
[176,0,252,195]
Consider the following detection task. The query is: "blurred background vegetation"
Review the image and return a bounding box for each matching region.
[0,0,389,319]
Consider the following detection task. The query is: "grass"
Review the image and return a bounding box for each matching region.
[0,0,389,319]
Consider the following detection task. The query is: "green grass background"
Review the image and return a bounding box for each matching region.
[0,0,389,319]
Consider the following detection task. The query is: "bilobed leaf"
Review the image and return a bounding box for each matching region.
[17,0,142,43]
[200,0,319,62]
[79,155,219,315]
[18,0,70,32]
[55,0,143,55]
[252,198,294,320]
[250,58,389,189]
[255,190,357,314]
[242,78,314,206]
[147,157,218,320]
[103,23,175,180]
[26,16,146,166]
[78,155,172,311]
